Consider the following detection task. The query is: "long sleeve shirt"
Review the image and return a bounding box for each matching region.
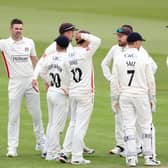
[110,48,156,100]
[68,33,101,96]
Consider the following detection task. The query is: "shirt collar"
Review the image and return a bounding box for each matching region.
[9,36,24,43]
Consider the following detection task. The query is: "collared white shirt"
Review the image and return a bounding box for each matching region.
[34,51,70,95]
[68,33,101,96]
[101,45,157,82]
[111,48,156,98]
[0,37,36,78]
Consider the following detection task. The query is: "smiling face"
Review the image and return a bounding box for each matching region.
[10,23,23,41]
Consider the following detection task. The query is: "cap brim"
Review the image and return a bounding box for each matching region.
[114,32,128,35]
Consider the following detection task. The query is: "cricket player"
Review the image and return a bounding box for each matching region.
[101,25,158,158]
[59,30,101,165]
[32,35,70,160]
[167,57,168,67]
[111,32,160,166]
[36,23,95,156]
[0,18,45,157]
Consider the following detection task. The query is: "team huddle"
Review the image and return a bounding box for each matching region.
[0,18,163,166]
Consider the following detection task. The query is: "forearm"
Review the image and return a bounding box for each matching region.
[101,60,112,81]
[81,33,101,53]
[33,58,44,80]
[30,56,39,68]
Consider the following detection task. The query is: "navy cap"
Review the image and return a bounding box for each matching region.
[116,27,132,35]
[55,35,69,49]
[59,23,78,34]
[127,32,145,42]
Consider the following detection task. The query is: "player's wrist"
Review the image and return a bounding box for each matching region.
[149,95,156,102]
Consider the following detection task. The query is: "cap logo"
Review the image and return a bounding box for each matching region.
[64,25,75,31]
[116,28,123,33]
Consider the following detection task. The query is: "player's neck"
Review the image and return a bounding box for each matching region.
[56,46,66,52]
[11,35,23,41]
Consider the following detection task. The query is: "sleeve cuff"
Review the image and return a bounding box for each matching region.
[111,95,119,101]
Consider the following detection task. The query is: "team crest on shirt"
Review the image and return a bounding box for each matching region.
[25,47,29,52]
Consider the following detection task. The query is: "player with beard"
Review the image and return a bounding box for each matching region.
[101,25,158,158]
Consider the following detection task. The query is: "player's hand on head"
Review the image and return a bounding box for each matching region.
[75,32,81,42]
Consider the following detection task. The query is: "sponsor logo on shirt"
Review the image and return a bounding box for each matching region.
[25,47,29,52]
[12,55,29,62]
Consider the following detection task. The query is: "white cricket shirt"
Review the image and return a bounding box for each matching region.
[101,45,127,81]
[101,45,157,82]
[34,51,70,95]
[34,42,75,79]
[68,33,101,96]
[45,42,74,57]
[0,37,36,78]
[111,48,156,98]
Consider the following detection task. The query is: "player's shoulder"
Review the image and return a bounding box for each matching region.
[22,37,35,46]
[1,37,12,43]
[110,44,120,51]
[23,36,33,42]
[139,46,150,56]
[45,42,56,54]
[0,38,6,44]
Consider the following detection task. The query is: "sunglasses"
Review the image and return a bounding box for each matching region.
[116,27,130,35]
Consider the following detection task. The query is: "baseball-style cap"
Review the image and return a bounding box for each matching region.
[121,24,133,32]
[127,32,145,42]
[59,23,78,34]
[55,35,70,48]
[116,27,132,35]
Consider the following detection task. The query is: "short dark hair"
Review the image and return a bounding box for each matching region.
[54,35,69,49]
[127,32,145,43]
[10,18,23,27]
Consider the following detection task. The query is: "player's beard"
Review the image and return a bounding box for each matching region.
[118,40,127,47]
[13,32,22,41]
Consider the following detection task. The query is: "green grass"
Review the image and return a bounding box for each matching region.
[0,0,168,167]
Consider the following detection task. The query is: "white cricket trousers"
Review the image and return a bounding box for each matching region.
[63,95,94,161]
[46,90,68,156]
[119,95,153,158]
[8,77,45,150]
[114,109,124,148]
